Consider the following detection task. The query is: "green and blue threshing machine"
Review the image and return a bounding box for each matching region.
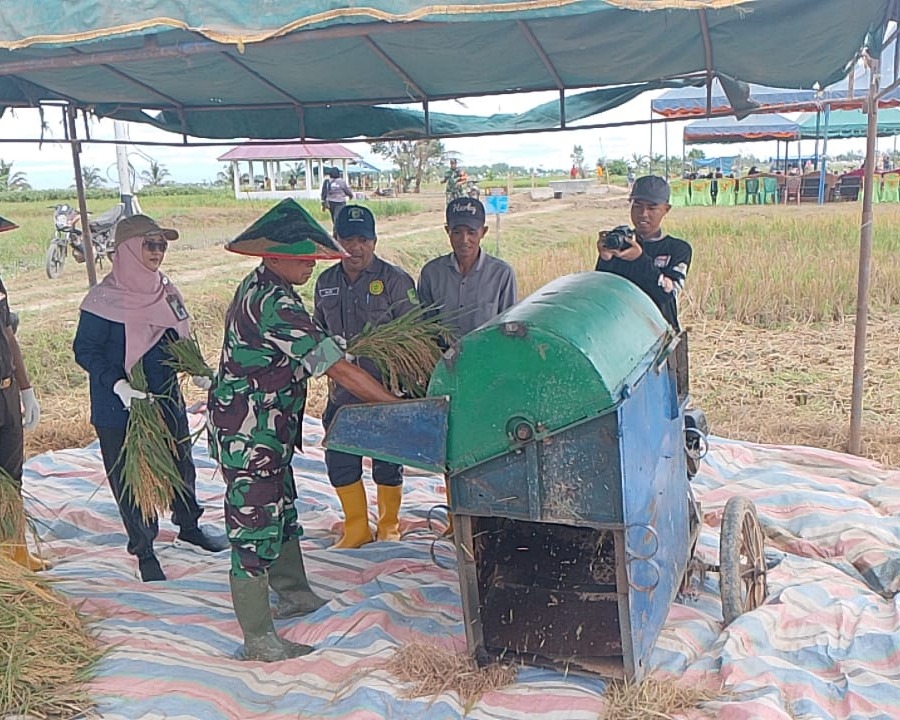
[325,272,767,680]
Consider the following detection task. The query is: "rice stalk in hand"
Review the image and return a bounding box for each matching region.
[0,467,25,544]
[346,304,454,397]
[162,332,214,378]
[118,361,186,524]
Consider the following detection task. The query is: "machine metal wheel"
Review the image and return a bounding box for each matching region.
[45,242,66,279]
[719,496,767,625]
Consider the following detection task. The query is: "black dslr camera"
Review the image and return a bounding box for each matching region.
[600,224,635,251]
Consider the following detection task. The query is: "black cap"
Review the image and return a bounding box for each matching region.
[445,197,486,230]
[630,175,671,204]
[335,205,376,240]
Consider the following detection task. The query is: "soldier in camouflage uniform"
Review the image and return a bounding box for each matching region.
[208,199,397,663]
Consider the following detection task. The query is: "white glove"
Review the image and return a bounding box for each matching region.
[20,387,40,430]
[192,375,213,391]
[113,379,147,409]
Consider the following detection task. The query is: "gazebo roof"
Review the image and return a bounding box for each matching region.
[218,142,360,162]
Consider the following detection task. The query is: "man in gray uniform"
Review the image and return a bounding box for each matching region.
[417,197,516,343]
[314,205,418,549]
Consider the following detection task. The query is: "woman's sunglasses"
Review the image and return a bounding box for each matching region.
[142,235,169,253]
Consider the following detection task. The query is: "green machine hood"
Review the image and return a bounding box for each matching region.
[430,272,671,473]
[323,272,672,474]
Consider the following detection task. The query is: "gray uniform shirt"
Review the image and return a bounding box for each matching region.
[417,250,517,340]
[314,256,417,406]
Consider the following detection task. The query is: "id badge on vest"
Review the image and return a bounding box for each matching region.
[166,293,189,321]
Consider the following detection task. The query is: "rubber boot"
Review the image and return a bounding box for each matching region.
[229,573,314,662]
[269,539,326,619]
[375,485,402,542]
[329,480,373,550]
[5,527,50,571]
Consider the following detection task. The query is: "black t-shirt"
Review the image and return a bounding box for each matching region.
[595,233,692,331]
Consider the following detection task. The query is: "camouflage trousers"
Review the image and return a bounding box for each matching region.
[223,464,302,578]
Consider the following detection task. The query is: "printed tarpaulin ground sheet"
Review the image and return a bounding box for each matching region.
[22,413,900,720]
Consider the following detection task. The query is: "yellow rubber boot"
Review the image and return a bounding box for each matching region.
[8,528,50,571]
[376,485,402,541]
[330,480,373,550]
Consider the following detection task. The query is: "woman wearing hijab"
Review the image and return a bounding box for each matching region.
[73,215,227,582]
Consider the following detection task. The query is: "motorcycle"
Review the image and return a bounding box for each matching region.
[444,172,481,204]
[45,203,125,279]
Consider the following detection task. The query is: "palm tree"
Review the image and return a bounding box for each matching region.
[0,159,31,191]
[78,166,106,190]
[140,160,171,187]
[215,163,236,187]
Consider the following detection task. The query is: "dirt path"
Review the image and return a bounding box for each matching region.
[12,192,608,314]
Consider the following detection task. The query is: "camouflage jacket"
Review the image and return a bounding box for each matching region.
[208,263,343,473]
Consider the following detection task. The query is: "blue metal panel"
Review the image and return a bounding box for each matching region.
[449,412,624,525]
[618,362,690,678]
[322,397,449,473]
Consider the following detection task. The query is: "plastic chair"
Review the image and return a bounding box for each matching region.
[761,177,779,204]
[668,179,690,207]
[742,177,761,205]
[783,175,801,205]
[688,178,713,206]
[716,177,736,206]
[882,172,900,202]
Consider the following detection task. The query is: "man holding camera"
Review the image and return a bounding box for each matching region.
[595,175,691,331]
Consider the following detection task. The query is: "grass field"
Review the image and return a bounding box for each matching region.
[5,188,900,467]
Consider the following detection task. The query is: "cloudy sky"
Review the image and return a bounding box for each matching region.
[0,91,881,190]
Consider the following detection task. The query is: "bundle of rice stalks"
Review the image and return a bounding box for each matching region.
[383,642,516,714]
[0,467,25,544]
[163,332,214,378]
[119,361,185,524]
[600,677,722,719]
[346,305,454,397]
[0,554,103,717]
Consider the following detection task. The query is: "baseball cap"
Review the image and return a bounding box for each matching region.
[114,214,179,247]
[445,197,486,230]
[629,175,671,205]
[335,205,376,240]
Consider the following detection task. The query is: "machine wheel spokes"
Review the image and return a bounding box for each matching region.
[719,496,767,625]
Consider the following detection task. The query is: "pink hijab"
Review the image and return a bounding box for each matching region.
[80,234,191,373]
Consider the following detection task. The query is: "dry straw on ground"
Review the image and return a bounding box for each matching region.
[0,555,103,717]
[600,677,722,719]
[383,642,516,713]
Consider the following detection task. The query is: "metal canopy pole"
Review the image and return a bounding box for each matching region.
[818,104,831,204]
[848,59,880,455]
[66,105,99,288]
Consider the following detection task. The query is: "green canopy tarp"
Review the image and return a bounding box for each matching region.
[0,0,892,140]
[798,108,900,139]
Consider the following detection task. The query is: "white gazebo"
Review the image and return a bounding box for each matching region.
[217,141,361,200]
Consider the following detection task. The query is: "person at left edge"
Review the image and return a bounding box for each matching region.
[0,214,47,571]
[207,199,398,663]
[73,214,229,583]
[314,204,419,550]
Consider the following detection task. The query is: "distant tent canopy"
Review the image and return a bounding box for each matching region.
[683,114,800,144]
[347,160,382,175]
[652,40,900,119]
[798,108,900,139]
[688,156,739,173]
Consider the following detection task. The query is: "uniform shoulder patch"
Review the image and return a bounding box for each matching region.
[406,287,419,304]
